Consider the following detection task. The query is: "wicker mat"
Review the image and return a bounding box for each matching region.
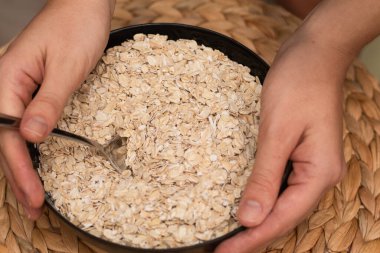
[1,0,380,252]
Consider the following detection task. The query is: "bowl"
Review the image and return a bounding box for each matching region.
[29,23,291,253]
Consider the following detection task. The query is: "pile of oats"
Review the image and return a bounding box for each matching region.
[38,34,261,248]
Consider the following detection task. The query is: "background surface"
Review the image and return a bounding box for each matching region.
[0,0,379,80]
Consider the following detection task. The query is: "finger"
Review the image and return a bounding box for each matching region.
[20,53,90,142]
[237,118,302,227]
[0,130,44,218]
[0,57,44,219]
[216,178,325,253]
[0,152,28,205]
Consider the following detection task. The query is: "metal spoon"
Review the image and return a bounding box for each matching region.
[0,113,127,172]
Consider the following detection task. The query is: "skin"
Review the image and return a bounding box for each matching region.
[0,0,115,219]
[216,0,380,252]
[276,0,321,18]
[0,0,379,252]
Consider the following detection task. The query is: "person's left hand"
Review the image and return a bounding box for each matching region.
[215,25,349,253]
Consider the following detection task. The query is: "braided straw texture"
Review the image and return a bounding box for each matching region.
[1,0,380,252]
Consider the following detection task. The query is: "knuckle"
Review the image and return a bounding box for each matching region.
[0,56,39,103]
[0,57,18,84]
[34,92,63,117]
[258,121,283,142]
[247,168,279,197]
[322,159,346,187]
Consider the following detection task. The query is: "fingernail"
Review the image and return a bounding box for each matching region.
[24,200,40,220]
[23,201,32,219]
[239,200,262,222]
[24,116,48,137]
[26,209,32,219]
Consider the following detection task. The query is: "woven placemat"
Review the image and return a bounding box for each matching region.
[1,0,380,252]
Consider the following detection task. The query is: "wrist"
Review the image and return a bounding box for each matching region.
[46,0,115,21]
[277,29,354,83]
[295,0,380,60]
[40,0,115,40]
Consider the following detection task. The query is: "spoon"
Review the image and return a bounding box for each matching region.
[0,113,127,172]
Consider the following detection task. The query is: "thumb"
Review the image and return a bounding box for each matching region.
[20,61,86,142]
[237,125,299,227]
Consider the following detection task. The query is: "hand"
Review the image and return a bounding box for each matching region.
[216,0,380,250]
[215,30,349,253]
[0,0,114,219]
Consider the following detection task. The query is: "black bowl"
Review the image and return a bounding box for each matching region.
[29,23,291,253]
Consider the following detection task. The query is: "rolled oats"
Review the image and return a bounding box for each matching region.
[39,33,261,248]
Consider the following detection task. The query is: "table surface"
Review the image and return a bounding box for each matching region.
[0,0,46,45]
[1,0,379,80]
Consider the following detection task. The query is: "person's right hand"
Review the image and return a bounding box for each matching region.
[0,0,115,219]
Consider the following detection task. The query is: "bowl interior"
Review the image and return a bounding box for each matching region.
[29,23,289,253]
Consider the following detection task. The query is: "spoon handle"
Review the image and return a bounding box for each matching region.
[0,113,20,128]
[50,128,95,147]
[0,113,95,147]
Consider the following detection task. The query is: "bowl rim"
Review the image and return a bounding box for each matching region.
[32,23,289,252]
[107,23,270,84]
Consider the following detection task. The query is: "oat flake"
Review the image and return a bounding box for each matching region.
[38,34,261,248]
